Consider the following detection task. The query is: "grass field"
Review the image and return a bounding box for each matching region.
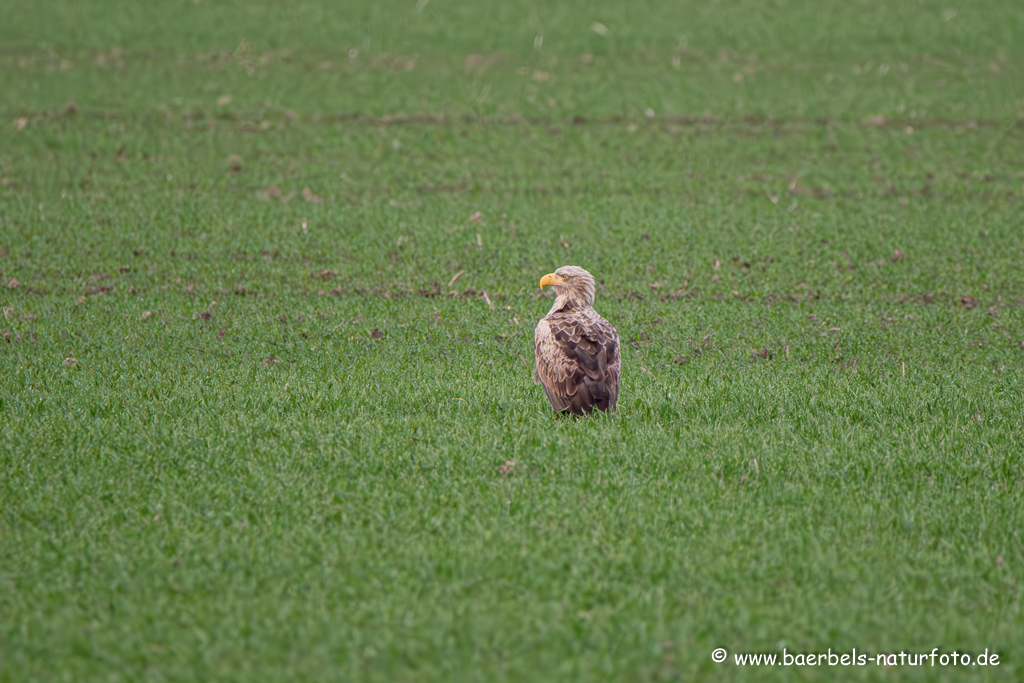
[2,1,1024,681]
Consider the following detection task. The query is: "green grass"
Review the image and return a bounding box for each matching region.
[2,1,1024,681]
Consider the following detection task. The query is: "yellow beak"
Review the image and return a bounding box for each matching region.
[539,273,565,288]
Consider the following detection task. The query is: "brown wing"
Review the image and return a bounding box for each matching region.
[534,312,620,415]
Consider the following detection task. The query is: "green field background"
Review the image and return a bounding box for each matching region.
[2,1,1023,681]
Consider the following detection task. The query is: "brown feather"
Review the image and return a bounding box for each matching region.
[534,287,620,416]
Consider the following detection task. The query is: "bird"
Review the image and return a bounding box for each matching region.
[534,265,620,415]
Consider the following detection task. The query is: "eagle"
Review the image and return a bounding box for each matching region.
[534,265,620,415]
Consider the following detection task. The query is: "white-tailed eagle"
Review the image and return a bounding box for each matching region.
[534,266,620,415]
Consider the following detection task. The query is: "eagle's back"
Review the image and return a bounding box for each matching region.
[534,307,620,415]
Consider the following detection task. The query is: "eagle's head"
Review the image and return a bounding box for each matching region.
[539,265,596,309]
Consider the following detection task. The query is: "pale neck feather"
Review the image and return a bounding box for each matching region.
[548,290,594,316]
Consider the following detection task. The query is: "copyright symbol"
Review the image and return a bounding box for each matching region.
[712,648,727,663]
